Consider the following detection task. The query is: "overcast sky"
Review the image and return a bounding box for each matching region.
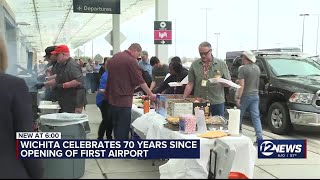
[73,0,320,61]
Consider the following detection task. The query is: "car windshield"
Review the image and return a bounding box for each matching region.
[267,58,320,77]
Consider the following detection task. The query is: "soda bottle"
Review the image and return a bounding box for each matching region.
[143,96,150,114]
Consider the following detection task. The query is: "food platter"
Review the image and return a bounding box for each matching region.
[165,116,225,125]
[197,130,228,139]
[205,116,225,125]
[165,116,180,125]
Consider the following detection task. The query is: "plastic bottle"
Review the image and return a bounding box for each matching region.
[143,96,150,114]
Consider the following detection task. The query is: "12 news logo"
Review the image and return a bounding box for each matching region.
[258,140,307,159]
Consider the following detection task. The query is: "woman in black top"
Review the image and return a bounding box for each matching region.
[98,57,109,80]
[155,61,188,94]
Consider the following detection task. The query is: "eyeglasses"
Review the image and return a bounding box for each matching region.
[199,49,212,56]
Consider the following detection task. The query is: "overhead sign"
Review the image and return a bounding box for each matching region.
[154,21,172,45]
[105,30,126,46]
[73,0,120,14]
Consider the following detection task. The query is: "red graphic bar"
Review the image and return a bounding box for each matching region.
[16,140,19,160]
[154,30,172,40]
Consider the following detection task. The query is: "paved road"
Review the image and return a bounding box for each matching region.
[235,111,320,152]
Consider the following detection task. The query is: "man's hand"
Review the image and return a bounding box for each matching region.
[149,93,157,101]
[236,98,241,108]
[75,107,83,113]
[37,74,46,82]
[34,83,44,89]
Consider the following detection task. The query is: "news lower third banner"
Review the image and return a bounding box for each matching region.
[16,138,200,159]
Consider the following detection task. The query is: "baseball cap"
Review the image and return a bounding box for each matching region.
[51,45,70,55]
[43,46,56,57]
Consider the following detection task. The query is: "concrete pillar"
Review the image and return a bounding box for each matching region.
[6,27,18,75]
[27,52,33,71]
[155,0,168,64]
[17,35,22,67]
[112,14,120,54]
[19,36,29,68]
[0,3,5,37]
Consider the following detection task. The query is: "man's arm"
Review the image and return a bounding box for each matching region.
[236,66,245,107]
[150,81,156,91]
[60,61,83,89]
[46,74,57,81]
[237,66,245,99]
[221,62,232,87]
[62,80,81,88]
[130,60,155,99]
[183,63,195,98]
[44,78,56,87]
[140,83,156,100]
[150,68,157,91]
[183,81,194,99]
[236,79,244,99]
[155,74,174,94]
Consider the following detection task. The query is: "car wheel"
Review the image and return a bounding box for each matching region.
[267,102,292,135]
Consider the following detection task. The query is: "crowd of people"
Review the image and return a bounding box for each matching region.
[27,40,264,144]
[96,41,262,144]
[0,33,263,177]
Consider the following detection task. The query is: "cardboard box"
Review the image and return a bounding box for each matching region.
[186,97,211,115]
[167,99,193,117]
[155,94,186,117]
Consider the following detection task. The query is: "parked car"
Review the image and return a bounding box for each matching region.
[226,51,320,135]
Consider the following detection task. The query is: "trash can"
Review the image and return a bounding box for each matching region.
[39,113,90,179]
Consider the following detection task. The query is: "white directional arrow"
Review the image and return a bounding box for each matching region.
[161,40,165,44]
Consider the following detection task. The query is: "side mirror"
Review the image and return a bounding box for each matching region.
[260,74,268,79]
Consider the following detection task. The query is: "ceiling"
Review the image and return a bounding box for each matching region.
[6,0,154,52]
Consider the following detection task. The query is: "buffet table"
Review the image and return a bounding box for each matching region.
[131,105,256,179]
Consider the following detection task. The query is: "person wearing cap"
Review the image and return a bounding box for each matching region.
[236,50,263,143]
[138,50,152,76]
[42,46,58,101]
[183,41,231,116]
[35,46,56,82]
[36,45,87,113]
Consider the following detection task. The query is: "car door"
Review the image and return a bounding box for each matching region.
[226,57,242,104]
[256,59,269,114]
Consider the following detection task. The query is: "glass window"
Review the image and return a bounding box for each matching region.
[255,60,266,74]
[230,57,242,78]
[267,58,320,76]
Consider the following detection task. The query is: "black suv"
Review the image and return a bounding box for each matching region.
[226,52,320,135]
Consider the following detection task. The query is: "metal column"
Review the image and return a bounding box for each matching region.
[155,0,168,64]
[112,14,121,54]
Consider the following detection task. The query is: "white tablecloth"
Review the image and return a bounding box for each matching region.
[131,105,256,179]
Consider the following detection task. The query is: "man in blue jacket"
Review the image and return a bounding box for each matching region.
[96,70,113,140]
